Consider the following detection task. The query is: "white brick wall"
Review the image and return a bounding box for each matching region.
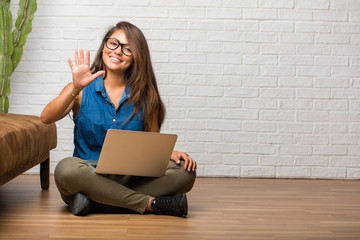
[8,0,360,179]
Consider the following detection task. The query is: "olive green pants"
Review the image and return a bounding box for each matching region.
[54,157,196,214]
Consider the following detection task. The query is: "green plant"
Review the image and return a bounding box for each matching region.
[0,0,37,113]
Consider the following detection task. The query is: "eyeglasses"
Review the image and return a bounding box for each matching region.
[105,37,133,56]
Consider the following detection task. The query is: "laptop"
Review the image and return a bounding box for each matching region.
[87,129,177,177]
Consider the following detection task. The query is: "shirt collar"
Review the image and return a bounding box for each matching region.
[94,75,105,93]
[95,76,130,100]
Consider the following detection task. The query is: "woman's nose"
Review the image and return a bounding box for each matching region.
[114,46,123,55]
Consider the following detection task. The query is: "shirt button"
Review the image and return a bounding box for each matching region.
[113,119,116,122]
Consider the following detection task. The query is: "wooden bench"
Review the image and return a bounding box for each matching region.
[0,114,57,190]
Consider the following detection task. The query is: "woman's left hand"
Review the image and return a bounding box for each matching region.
[171,150,197,172]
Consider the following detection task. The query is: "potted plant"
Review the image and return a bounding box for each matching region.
[0,0,37,113]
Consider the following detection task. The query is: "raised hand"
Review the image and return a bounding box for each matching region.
[68,48,105,94]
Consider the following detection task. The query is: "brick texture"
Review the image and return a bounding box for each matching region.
[8,0,360,179]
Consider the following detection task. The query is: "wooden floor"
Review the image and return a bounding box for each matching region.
[0,176,360,240]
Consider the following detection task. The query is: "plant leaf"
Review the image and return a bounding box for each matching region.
[11,0,37,70]
[0,0,13,113]
[0,95,9,113]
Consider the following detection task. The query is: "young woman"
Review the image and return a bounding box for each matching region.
[41,21,196,217]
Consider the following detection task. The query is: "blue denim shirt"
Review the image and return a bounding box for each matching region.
[73,76,144,160]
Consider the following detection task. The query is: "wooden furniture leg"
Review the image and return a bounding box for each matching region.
[40,158,50,190]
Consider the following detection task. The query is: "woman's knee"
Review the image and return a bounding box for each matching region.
[169,161,196,193]
[181,169,196,193]
[54,157,87,185]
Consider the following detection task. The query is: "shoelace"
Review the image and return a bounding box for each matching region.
[153,197,176,212]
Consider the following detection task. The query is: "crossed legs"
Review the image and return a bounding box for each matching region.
[54,157,196,214]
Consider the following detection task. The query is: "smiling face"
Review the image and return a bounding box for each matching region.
[102,30,133,75]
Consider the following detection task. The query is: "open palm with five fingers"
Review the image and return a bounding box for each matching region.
[68,48,105,94]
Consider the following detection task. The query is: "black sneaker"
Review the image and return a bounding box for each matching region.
[151,194,188,217]
[68,193,92,216]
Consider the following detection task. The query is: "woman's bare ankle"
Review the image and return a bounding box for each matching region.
[146,196,155,212]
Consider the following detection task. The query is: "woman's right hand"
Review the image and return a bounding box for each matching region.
[41,49,105,124]
[68,48,105,95]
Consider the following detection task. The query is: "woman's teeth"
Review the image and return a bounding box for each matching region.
[110,57,121,62]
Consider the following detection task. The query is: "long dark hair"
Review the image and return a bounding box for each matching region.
[91,21,165,131]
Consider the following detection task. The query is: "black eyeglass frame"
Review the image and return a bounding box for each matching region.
[105,37,133,56]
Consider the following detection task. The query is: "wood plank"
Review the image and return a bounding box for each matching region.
[0,175,360,239]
